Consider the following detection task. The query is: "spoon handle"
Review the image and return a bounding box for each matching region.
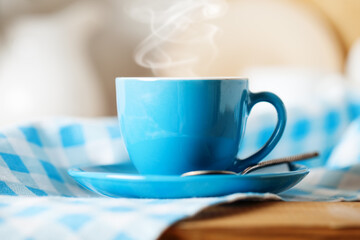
[241,152,319,175]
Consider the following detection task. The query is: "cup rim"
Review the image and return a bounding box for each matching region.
[116,77,248,81]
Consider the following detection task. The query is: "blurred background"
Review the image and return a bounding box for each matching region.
[1,0,360,166]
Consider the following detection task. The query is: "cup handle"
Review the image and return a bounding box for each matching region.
[228,91,287,172]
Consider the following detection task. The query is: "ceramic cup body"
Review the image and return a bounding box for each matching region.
[116,78,286,175]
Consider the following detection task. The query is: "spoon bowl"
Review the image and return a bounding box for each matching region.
[181,152,319,177]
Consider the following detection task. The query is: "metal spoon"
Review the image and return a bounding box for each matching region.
[181,152,319,177]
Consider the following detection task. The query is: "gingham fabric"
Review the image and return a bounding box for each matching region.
[239,93,353,168]
[1,116,360,240]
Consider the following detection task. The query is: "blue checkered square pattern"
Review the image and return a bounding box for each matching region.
[0,114,359,240]
[60,124,86,147]
[239,103,351,168]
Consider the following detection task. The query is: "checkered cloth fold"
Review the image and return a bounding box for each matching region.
[0,116,359,240]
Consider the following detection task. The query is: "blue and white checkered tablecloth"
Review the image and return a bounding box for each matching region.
[1,116,360,240]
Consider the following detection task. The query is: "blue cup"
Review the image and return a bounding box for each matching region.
[116,77,286,175]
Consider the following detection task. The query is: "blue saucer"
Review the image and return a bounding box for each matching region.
[68,162,309,198]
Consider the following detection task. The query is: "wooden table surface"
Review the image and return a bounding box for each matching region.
[160,201,360,240]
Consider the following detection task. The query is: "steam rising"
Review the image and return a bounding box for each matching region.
[127,0,227,76]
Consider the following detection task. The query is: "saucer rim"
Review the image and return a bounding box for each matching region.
[68,162,309,182]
